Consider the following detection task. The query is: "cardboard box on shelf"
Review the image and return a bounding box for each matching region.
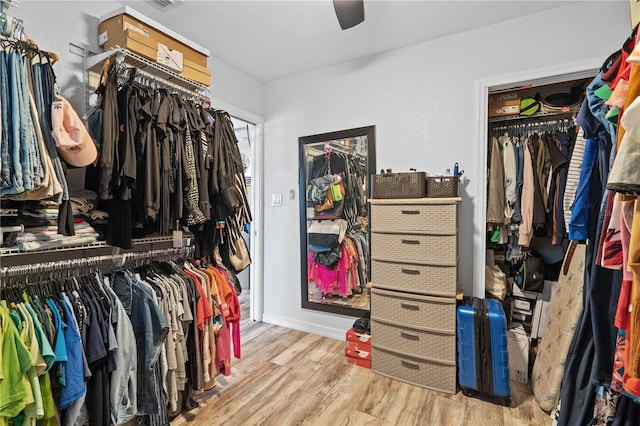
[157,43,183,73]
[489,91,519,102]
[488,98,520,118]
[507,323,529,384]
[181,58,212,86]
[104,29,157,62]
[103,30,211,87]
[98,6,208,67]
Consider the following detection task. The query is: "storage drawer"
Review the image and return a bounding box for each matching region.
[371,259,457,297]
[371,203,457,234]
[371,318,455,362]
[371,287,456,333]
[371,232,456,263]
[372,345,456,394]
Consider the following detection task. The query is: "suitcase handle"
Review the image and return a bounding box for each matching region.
[400,302,420,311]
[401,360,420,370]
[400,209,420,215]
[401,239,420,245]
[400,331,419,340]
[400,268,420,276]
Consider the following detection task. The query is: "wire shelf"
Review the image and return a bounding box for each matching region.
[86,47,210,96]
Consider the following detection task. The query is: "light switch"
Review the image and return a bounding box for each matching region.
[271,193,283,207]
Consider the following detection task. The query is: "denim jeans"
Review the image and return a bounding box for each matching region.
[1,50,25,195]
[112,271,168,416]
[33,61,68,202]
[0,50,12,190]
[11,50,33,191]
[102,277,138,425]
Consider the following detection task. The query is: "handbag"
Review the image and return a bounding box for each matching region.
[229,236,251,272]
[308,219,347,248]
[314,187,334,212]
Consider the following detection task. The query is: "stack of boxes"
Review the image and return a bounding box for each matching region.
[345,327,371,369]
[97,6,211,86]
[507,280,559,384]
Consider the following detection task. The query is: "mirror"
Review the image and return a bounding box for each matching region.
[298,125,376,317]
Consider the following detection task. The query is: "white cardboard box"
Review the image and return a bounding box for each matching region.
[507,323,529,384]
[532,280,559,339]
[157,43,184,72]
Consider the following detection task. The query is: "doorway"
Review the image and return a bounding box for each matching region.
[473,59,602,297]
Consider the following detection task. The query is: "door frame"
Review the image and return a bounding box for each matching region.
[213,97,265,322]
[471,59,601,297]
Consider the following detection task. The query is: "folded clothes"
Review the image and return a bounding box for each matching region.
[19,223,97,242]
[90,210,108,220]
[17,233,99,251]
[69,189,97,213]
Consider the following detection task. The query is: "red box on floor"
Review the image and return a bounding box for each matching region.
[346,327,371,345]
[346,354,371,369]
[345,341,371,359]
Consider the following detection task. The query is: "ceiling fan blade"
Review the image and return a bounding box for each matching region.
[332,0,364,30]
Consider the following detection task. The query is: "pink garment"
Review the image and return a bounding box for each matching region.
[308,251,339,295]
[216,320,232,376]
[602,195,623,269]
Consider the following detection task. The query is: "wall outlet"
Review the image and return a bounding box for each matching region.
[271,193,283,207]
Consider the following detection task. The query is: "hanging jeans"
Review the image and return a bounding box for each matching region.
[32,61,68,202]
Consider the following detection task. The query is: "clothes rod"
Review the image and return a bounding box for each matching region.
[0,246,194,278]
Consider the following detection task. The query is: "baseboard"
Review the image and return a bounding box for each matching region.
[261,313,350,341]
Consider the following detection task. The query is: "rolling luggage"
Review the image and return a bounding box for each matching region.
[457,297,511,406]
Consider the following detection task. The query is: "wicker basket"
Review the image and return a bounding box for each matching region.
[372,172,427,199]
[426,176,459,198]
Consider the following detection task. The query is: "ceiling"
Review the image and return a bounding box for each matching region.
[118,0,579,83]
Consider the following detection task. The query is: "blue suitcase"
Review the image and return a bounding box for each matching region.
[457,297,511,406]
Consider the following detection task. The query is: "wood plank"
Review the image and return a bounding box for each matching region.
[171,291,552,426]
[339,410,384,426]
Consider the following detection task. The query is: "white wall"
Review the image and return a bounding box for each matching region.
[262,1,631,338]
[12,1,265,117]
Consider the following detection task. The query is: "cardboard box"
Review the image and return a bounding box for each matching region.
[104,29,157,62]
[104,30,211,87]
[346,328,372,345]
[345,342,371,359]
[507,323,529,384]
[346,355,371,369]
[157,43,183,73]
[488,98,520,118]
[182,58,212,86]
[489,91,518,102]
[98,6,208,67]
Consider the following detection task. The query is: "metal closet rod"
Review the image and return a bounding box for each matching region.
[0,246,194,278]
[491,118,573,132]
[128,66,210,104]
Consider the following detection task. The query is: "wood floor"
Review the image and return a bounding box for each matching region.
[171,292,552,426]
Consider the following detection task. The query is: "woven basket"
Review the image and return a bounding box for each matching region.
[426,176,459,198]
[372,172,426,199]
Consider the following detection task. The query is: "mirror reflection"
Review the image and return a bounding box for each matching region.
[299,126,375,317]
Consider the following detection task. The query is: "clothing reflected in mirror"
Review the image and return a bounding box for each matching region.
[299,126,375,317]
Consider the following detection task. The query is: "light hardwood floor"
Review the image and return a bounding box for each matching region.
[171,292,552,426]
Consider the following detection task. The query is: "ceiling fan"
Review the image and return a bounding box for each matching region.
[332,0,365,30]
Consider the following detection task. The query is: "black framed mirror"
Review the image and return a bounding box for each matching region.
[299,125,376,317]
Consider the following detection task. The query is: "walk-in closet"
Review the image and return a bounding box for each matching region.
[2,0,639,425]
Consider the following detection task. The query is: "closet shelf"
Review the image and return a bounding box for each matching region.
[86,48,209,95]
[0,234,193,267]
[488,110,577,125]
